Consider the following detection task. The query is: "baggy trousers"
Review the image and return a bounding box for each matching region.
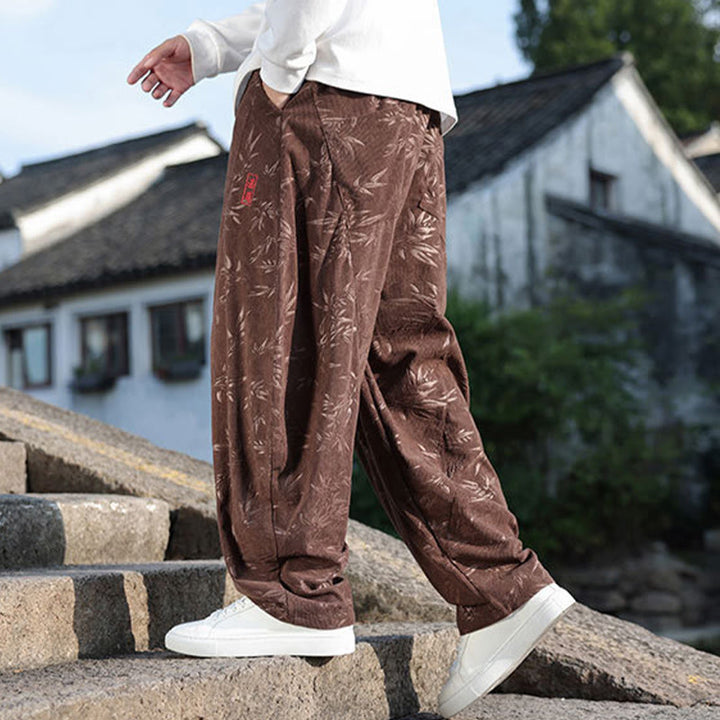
[210,68,555,636]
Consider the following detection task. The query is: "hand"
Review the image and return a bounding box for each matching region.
[261,77,292,110]
[127,35,194,108]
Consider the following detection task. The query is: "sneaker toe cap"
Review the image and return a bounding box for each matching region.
[165,619,211,643]
[437,668,465,709]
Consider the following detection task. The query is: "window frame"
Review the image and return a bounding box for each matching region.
[3,321,53,390]
[77,310,130,378]
[148,297,206,379]
[589,167,617,212]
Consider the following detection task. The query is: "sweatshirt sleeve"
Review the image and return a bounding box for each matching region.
[257,0,347,94]
[179,2,266,84]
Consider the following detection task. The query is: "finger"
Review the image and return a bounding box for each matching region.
[163,88,183,107]
[153,82,169,99]
[141,72,160,92]
[127,63,153,84]
[127,41,171,83]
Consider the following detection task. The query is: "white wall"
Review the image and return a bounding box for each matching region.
[0,270,216,463]
[0,227,22,270]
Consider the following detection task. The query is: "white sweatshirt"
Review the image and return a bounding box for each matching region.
[179,0,458,136]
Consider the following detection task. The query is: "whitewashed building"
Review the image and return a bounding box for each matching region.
[441,53,720,492]
[443,53,720,305]
[0,123,225,461]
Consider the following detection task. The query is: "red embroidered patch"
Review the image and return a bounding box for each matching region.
[241,173,258,205]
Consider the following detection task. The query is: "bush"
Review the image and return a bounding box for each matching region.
[451,286,701,562]
[350,286,699,564]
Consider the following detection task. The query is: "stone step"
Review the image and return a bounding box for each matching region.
[397,694,720,719]
[0,622,456,720]
[0,546,455,674]
[0,440,26,494]
[0,493,170,570]
[0,560,232,672]
[0,386,219,559]
[2,625,718,720]
[2,563,719,707]
[496,601,720,707]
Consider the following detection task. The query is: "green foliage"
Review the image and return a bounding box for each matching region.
[513,0,720,134]
[350,287,699,564]
[544,421,689,558]
[350,458,401,539]
[446,287,646,462]
[447,286,692,562]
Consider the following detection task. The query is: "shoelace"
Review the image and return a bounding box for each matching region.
[208,595,254,622]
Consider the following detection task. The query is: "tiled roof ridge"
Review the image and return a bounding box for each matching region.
[455,52,632,101]
[546,192,720,258]
[161,150,230,176]
[16,120,206,175]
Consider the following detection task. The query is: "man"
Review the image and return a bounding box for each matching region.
[127,2,576,716]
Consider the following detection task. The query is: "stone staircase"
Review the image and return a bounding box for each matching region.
[0,386,719,719]
[0,492,169,568]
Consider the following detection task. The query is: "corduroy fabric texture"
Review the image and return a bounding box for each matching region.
[210,68,555,636]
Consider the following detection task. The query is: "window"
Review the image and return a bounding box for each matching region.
[3,323,52,389]
[149,298,205,380]
[589,168,617,212]
[79,312,129,376]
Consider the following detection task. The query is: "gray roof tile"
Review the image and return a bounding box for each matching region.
[0,152,228,308]
[444,54,630,194]
[546,193,720,265]
[694,153,720,192]
[0,121,215,216]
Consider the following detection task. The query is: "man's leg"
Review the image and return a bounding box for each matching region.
[353,109,556,636]
[209,71,433,630]
[210,69,353,629]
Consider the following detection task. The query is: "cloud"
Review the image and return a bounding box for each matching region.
[0,0,56,18]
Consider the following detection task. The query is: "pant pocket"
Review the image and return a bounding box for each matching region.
[417,187,446,221]
[250,68,313,118]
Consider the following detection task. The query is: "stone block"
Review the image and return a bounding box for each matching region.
[0,493,170,568]
[705,528,720,554]
[0,440,26,493]
[0,386,218,559]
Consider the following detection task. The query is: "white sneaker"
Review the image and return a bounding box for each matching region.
[437,582,576,718]
[164,595,356,657]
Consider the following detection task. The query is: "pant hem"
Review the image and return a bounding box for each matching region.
[456,574,555,635]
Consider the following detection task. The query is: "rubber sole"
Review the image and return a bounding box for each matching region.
[437,586,576,718]
[164,624,356,658]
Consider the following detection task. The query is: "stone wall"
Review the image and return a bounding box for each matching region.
[552,541,720,634]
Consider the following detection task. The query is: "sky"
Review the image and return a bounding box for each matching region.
[0,1,531,178]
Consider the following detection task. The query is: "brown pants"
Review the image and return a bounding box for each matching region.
[210,69,555,636]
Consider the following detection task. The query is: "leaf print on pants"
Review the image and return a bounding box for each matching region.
[210,68,555,634]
